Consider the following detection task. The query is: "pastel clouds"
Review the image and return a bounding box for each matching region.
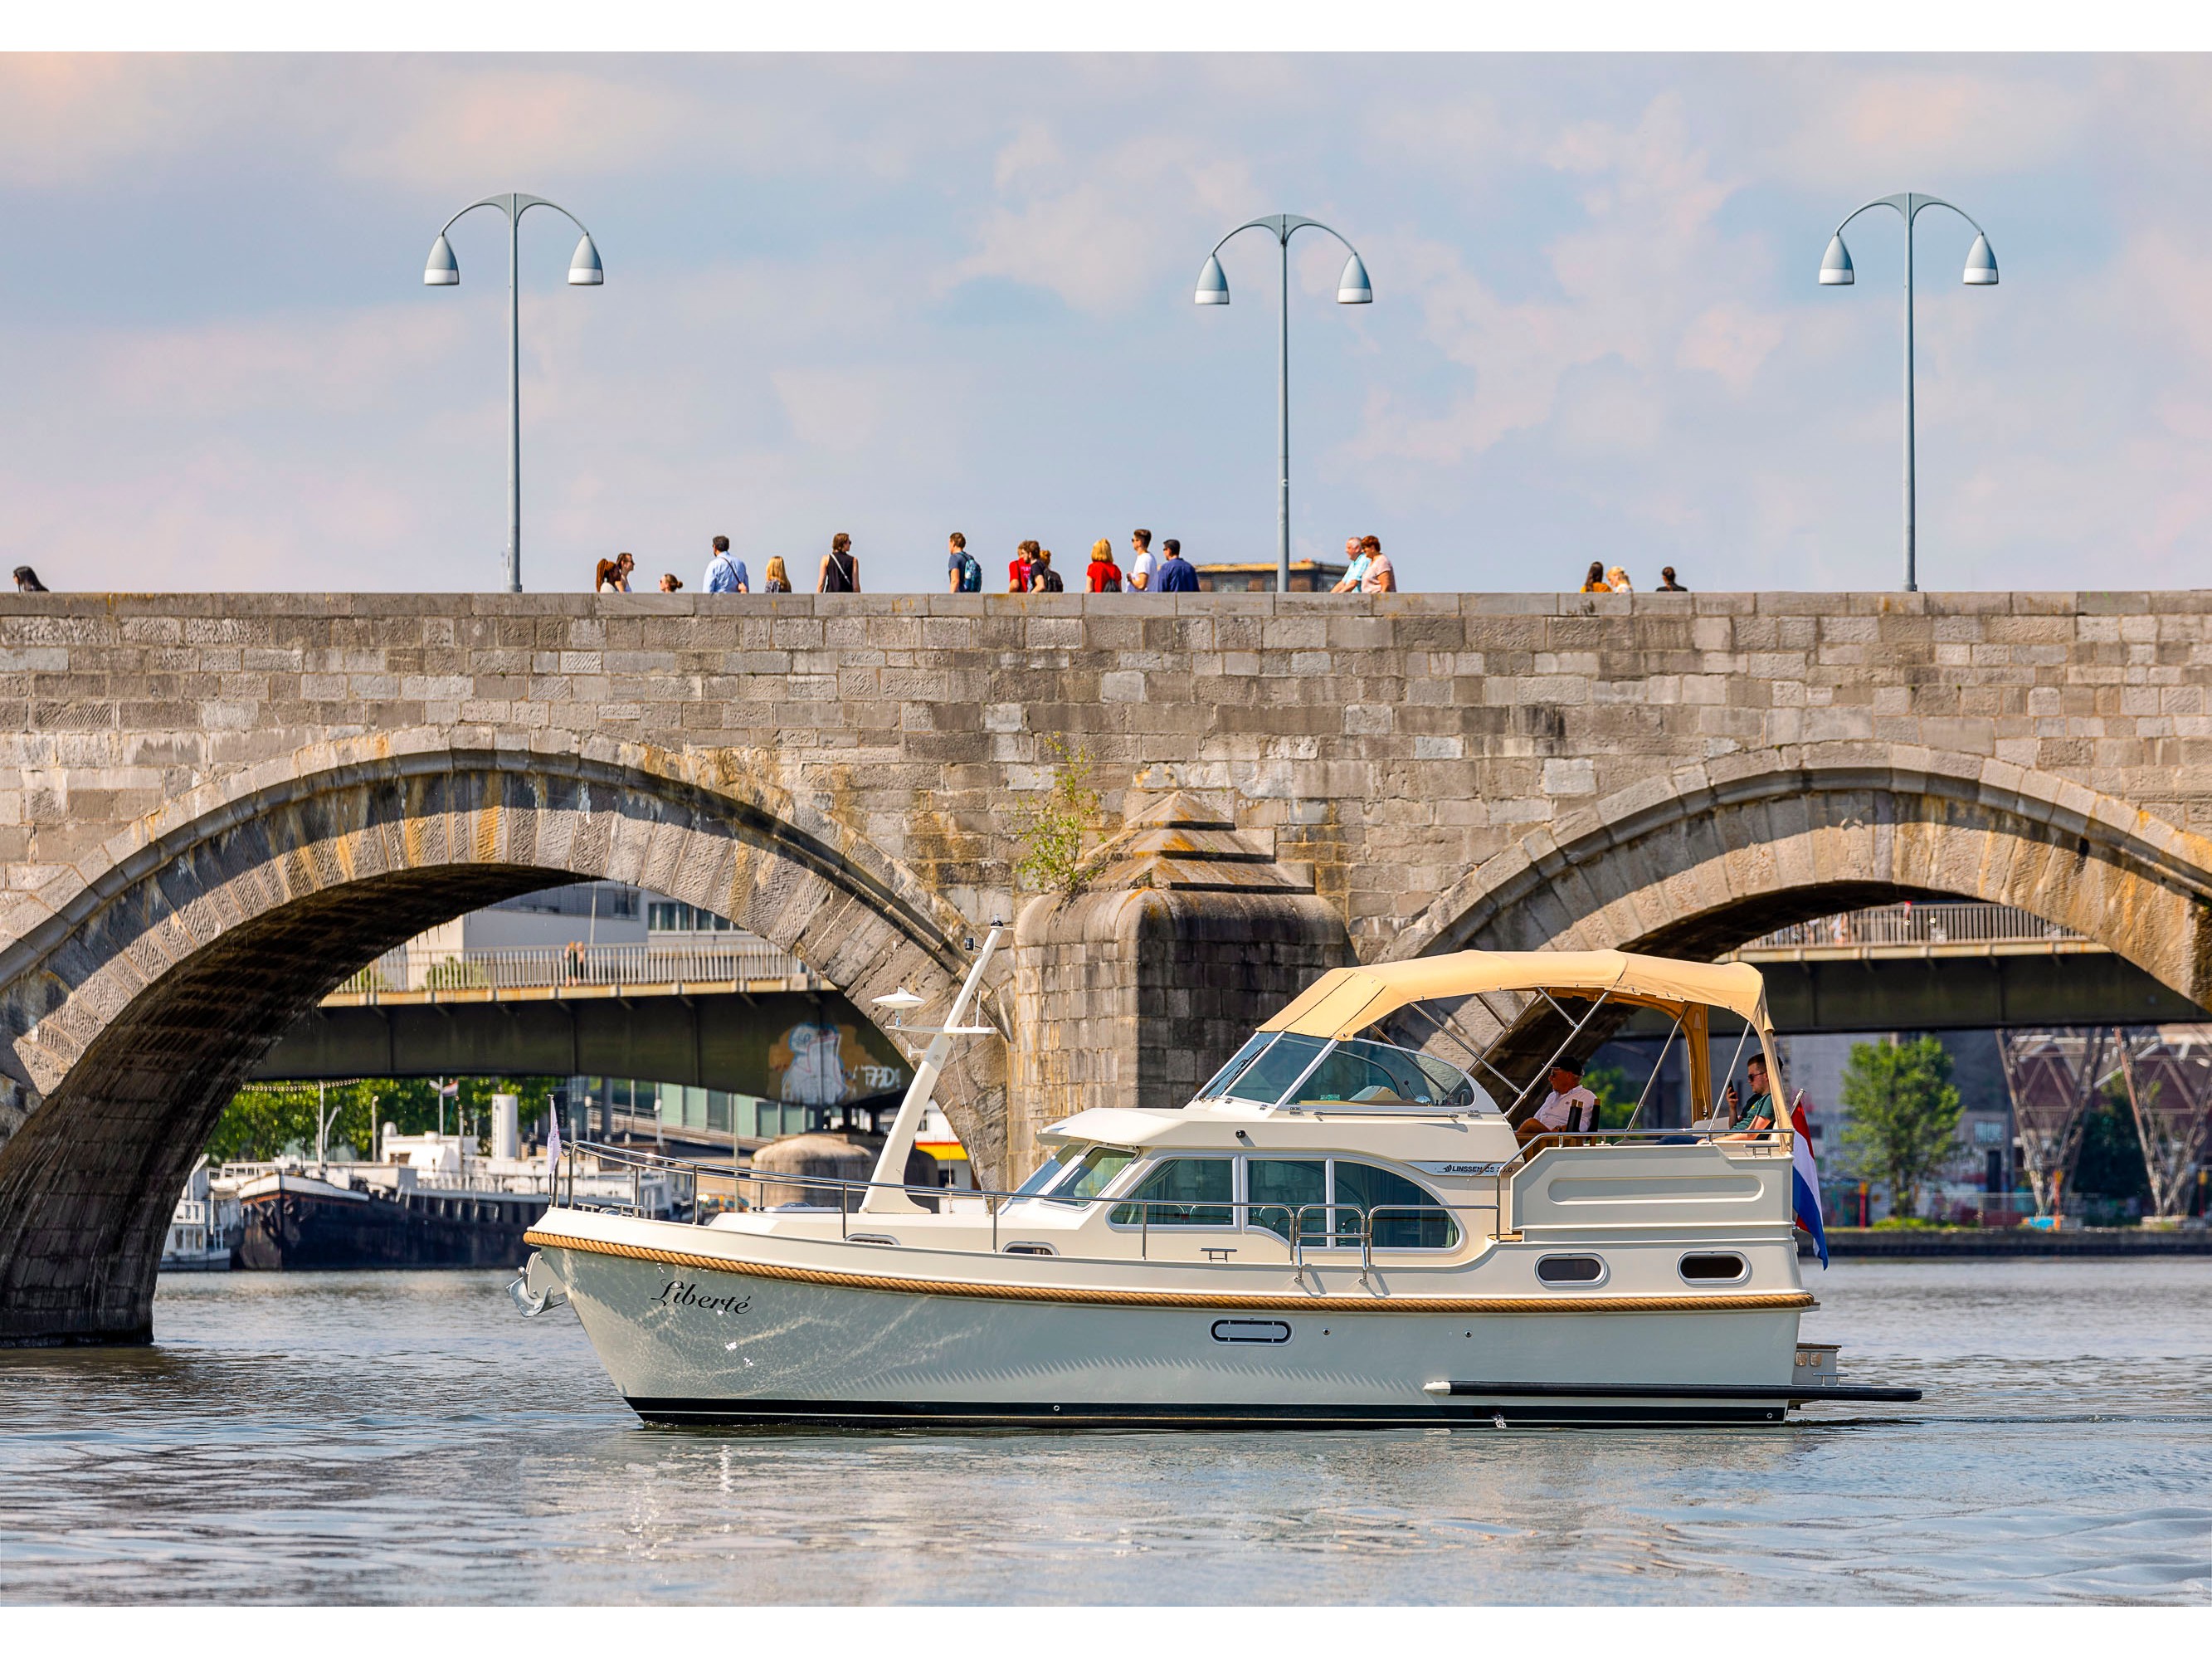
[1,53,2210,598]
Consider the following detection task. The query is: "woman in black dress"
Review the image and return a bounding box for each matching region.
[818,533,859,593]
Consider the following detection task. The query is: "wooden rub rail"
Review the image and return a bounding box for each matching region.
[525,1229,1817,1315]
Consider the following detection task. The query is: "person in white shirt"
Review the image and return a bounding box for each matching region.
[1127,528,1158,593]
[1330,535,1370,593]
[1517,1058,1600,1146]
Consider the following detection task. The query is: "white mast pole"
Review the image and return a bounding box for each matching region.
[860,928,1004,1215]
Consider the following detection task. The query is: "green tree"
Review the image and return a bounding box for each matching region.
[1583,1062,1640,1131]
[204,1076,563,1165]
[1011,734,1101,895]
[1839,1036,1962,1220]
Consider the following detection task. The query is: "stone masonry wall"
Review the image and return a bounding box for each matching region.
[12,588,2212,972]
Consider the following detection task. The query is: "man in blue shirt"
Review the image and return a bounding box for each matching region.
[704,534,748,593]
[1154,538,1199,593]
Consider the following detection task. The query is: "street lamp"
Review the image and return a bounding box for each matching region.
[1195,214,1372,594]
[424,193,603,594]
[1820,193,1998,593]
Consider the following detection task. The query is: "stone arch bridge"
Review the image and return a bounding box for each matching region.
[5,588,2212,1344]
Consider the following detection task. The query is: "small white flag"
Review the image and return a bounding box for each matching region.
[545,1106,563,1179]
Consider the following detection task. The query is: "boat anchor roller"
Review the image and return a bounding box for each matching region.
[507,1251,568,1318]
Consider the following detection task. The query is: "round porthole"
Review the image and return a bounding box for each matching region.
[1535,1253,1606,1286]
[1678,1251,1748,1284]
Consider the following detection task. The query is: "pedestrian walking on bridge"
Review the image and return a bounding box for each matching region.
[819,533,859,593]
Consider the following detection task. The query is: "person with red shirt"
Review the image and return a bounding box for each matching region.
[1085,538,1123,593]
[1008,539,1037,593]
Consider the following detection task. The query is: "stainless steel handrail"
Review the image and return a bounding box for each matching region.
[563,1139,1519,1272]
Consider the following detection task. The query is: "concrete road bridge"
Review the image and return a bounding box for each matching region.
[8,587,2212,1344]
[256,939,909,1102]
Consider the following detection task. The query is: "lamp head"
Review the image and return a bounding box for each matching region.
[1819,233,1854,286]
[1336,251,1372,305]
[1963,232,1998,286]
[1194,253,1230,305]
[568,233,604,286]
[424,233,460,286]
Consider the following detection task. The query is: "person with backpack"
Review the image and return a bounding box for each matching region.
[1032,548,1065,592]
[1086,539,1123,593]
[946,532,983,593]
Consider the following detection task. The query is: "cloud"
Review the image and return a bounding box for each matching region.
[5,54,2212,599]
[1676,302,1785,393]
[952,126,1258,313]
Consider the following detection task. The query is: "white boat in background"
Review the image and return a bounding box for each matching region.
[160,1157,240,1271]
[517,932,1922,1427]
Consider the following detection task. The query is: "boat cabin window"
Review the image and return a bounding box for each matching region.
[1330,1160,1460,1249]
[1678,1252,1748,1283]
[1246,1159,1328,1239]
[1536,1254,1606,1286]
[1044,1146,1136,1206]
[1110,1158,1235,1227]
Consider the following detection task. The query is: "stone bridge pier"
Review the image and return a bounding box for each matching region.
[7,588,2212,1343]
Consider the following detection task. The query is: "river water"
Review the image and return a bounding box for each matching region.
[0,1259,2206,1603]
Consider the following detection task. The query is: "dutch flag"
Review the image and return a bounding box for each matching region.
[1791,1091,1829,1268]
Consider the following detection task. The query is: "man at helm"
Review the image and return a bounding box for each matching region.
[1517,1057,1599,1147]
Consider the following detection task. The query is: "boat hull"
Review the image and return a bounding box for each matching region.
[535,1226,1816,1428]
[240,1178,548,1271]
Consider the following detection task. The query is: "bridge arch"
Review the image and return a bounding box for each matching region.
[1391,749,2212,1008]
[0,730,1005,1345]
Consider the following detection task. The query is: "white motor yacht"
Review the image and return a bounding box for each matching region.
[516,932,1918,1427]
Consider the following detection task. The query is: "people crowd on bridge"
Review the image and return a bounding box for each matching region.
[563,529,1713,601]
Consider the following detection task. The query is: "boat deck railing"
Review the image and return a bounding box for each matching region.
[555,1129,1789,1266]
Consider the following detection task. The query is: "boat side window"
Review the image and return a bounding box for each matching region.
[1110,1159,1235,1227]
[1196,1032,1274,1101]
[1217,1034,1330,1104]
[1329,1160,1460,1250]
[1045,1146,1136,1207]
[1245,1159,1328,1239]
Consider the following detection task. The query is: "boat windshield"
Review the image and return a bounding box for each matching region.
[1042,1145,1136,1207]
[1196,1031,1493,1112]
[1289,1038,1488,1110]
[1011,1157,1065,1197]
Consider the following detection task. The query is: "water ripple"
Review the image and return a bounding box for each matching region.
[0,1261,2207,1602]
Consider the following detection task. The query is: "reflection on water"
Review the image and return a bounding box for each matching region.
[0,1261,2207,1603]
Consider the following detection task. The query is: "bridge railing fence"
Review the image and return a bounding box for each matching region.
[339,939,821,995]
[1736,901,2081,954]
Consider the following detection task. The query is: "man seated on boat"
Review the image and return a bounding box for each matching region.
[1719,1054,1778,1139]
[1515,1059,1599,1148]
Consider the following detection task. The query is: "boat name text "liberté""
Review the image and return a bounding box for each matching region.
[653,1280,753,1315]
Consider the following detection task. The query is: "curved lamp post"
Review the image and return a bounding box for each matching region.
[1820,193,1998,593]
[424,193,603,593]
[1195,214,1372,593]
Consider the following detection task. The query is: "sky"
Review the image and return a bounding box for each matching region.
[2,51,2207,597]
